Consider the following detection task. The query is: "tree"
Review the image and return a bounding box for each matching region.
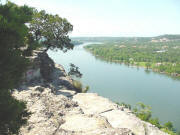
[29,10,74,53]
[164,121,174,131]
[145,62,151,70]
[68,63,83,78]
[0,90,31,134]
[0,2,33,134]
[133,102,152,121]
[0,1,34,89]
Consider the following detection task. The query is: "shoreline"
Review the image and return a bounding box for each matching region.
[84,47,180,79]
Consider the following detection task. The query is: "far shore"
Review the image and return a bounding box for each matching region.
[84,47,180,79]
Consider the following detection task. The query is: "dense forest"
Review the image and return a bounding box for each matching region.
[85,35,180,77]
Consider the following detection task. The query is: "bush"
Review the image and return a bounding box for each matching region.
[0,2,33,134]
[149,118,161,128]
[177,131,180,135]
[116,102,131,110]
[68,63,82,78]
[72,80,89,93]
[133,102,152,121]
[0,90,30,134]
[164,121,174,131]
[116,101,177,135]
[82,86,89,93]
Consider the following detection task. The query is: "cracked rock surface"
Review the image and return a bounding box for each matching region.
[13,87,168,135]
[13,54,169,135]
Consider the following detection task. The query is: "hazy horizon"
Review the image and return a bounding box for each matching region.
[4,0,180,37]
[70,34,180,38]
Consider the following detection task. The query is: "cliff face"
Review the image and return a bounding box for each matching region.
[13,52,168,135]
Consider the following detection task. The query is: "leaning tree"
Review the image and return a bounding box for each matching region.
[29,10,74,53]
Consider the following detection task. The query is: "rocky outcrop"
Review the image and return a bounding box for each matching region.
[13,86,168,135]
[22,51,75,91]
[72,93,168,135]
[13,86,134,135]
[38,52,55,82]
[13,52,169,135]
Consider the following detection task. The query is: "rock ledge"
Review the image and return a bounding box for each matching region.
[13,53,168,135]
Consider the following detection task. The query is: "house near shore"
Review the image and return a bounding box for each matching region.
[155,63,162,66]
[156,50,166,53]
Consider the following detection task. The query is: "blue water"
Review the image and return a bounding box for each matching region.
[48,42,180,130]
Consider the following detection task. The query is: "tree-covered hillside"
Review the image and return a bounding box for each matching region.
[85,36,180,77]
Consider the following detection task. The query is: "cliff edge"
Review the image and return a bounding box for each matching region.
[13,52,168,135]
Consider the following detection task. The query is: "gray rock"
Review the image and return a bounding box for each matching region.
[38,52,55,82]
[13,52,169,135]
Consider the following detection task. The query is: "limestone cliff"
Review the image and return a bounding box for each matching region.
[13,52,169,135]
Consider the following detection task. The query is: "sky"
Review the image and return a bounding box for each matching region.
[4,0,180,37]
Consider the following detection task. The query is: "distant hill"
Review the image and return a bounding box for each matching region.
[155,34,180,40]
[71,34,180,43]
[71,40,83,45]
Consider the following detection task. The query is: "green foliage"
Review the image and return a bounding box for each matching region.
[82,86,89,93]
[116,101,176,135]
[145,62,151,69]
[177,131,180,135]
[0,90,30,134]
[161,128,176,135]
[149,118,161,128]
[0,2,33,134]
[0,1,75,134]
[133,102,152,121]
[29,9,74,52]
[73,80,83,92]
[116,102,131,110]
[164,121,174,131]
[0,2,34,89]
[72,80,89,93]
[68,63,83,78]
[85,37,180,77]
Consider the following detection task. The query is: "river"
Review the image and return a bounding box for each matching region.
[48,42,180,130]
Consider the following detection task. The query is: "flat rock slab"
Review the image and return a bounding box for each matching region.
[100,109,168,135]
[72,93,118,114]
[72,93,168,135]
[100,109,145,135]
[56,89,76,97]
[60,114,133,135]
[61,114,110,132]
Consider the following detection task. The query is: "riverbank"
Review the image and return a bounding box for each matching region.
[13,51,170,135]
[47,43,180,131]
[84,47,180,79]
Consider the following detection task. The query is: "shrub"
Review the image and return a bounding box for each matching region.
[116,101,177,135]
[0,90,31,134]
[72,80,89,93]
[133,102,152,121]
[164,121,174,131]
[116,102,131,110]
[82,86,89,93]
[0,2,33,134]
